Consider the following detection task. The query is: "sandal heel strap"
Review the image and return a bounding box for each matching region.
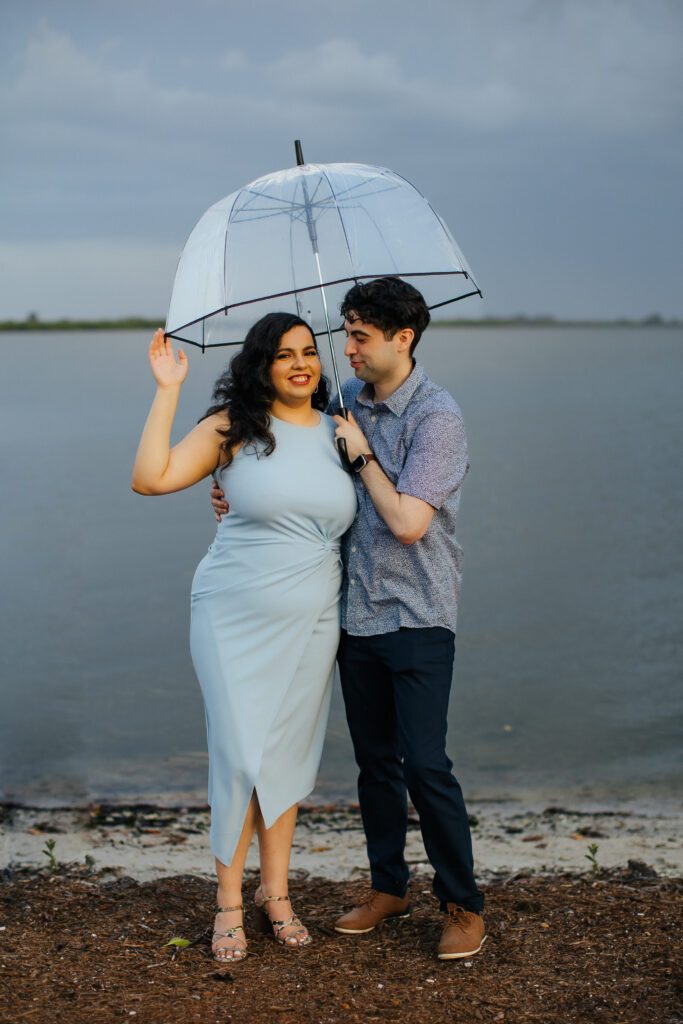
[216,905,243,913]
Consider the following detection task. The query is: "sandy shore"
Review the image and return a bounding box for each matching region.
[1,800,680,882]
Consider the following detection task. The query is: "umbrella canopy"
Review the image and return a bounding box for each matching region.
[165,159,481,352]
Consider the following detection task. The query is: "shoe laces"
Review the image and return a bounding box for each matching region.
[358,889,380,907]
[445,904,472,929]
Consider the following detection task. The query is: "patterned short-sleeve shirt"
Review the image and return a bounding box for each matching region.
[338,362,469,637]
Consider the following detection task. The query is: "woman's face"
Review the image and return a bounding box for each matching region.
[269,325,321,405]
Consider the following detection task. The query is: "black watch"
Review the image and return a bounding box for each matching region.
[351,452,376,473]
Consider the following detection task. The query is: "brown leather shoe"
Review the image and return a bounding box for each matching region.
[334,889,410,934]
[437,904,486,959]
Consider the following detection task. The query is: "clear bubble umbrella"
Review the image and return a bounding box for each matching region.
[167,142,479,363]
[165,142,481,466]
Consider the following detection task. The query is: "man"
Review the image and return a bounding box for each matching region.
[212,276,484,959]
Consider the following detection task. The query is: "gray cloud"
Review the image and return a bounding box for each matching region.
[1,1,681,319]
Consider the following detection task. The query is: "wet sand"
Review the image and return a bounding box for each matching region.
[2,800,681,882]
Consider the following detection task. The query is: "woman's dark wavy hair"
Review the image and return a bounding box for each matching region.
[200,312,330,468]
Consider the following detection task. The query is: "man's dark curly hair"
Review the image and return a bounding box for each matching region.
[339,276,430,355]
[200,311,329,468]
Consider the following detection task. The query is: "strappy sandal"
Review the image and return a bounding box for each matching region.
[212,904,247,964]
[254,887,311,948]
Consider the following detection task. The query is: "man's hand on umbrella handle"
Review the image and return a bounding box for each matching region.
[332,409,369,463]
[210,479,230,522]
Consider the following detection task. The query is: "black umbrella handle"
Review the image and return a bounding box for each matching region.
[336,407,355,473]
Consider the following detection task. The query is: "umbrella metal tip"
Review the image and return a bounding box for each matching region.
[294,139,305,166]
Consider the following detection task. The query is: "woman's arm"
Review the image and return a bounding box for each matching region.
[131,330,227,495]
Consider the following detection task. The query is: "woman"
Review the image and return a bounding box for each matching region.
[132,312,357,963]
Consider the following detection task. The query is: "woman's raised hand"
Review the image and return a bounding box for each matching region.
[148,328,189,388]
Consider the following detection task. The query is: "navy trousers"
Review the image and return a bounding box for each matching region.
[338,627,484,912]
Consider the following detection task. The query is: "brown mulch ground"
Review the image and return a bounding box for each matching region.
[1,863,680,1024]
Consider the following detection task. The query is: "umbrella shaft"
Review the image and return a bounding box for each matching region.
[313,250,344,410]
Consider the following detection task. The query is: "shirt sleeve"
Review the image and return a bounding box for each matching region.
[395,410,468,509]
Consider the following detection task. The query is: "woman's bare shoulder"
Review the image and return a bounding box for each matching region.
[202,408,238,467]
[202,408,231,431]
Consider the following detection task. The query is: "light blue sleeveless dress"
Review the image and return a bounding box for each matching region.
[190,412,357,867]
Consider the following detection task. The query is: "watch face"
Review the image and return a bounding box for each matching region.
[351,454,367,473]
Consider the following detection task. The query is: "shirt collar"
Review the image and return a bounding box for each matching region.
[356,362,425,416]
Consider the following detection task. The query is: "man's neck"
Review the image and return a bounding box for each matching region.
[371,359,414,405]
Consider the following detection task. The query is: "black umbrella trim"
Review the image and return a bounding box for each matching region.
[165,272,482,350]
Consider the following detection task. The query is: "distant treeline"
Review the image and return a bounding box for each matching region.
[0,313,681,332]
[0,315,164,332]
[435,314,683,328]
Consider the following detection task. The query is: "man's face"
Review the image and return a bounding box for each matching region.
[343,314,407,385]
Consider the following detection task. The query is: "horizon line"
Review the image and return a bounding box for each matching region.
[1,313,681,332]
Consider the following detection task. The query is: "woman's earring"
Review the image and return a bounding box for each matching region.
[314,383,319,394]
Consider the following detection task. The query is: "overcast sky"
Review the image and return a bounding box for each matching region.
[1,0,681,319]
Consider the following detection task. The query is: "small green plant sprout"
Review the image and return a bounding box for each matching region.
[584,842,600,875]
[42,838,57,870]
[164,937,191,948]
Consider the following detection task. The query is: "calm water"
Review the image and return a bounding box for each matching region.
[1,327,681,809]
